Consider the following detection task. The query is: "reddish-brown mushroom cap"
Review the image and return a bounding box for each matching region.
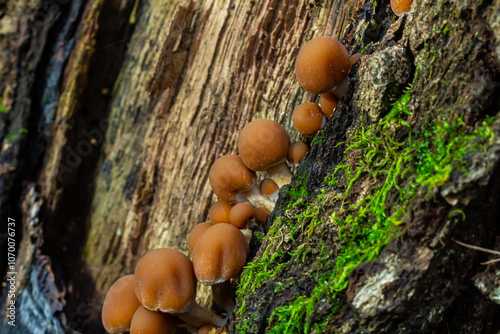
[295,36,350,94]
[102,275,142,334]
[260,178,279,197]
[192,224,249,285]
[238,119,290,171]
[318,92,338,118]
[350,53,361,70]
[254,207,271,224]
[292,102,325,136]
[208,155,256,204]
[134,248,196,313]
[287,142,309,166]
[188,222,213,254]
[390,0,413,15]
[229,202,254,229]
[130,306,177,334]
[208,200,233,224]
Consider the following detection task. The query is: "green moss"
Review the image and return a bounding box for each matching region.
[235,84,496,333]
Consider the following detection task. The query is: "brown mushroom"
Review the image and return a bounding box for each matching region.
[102,275,142,334]
[208,200,233,224]
[318,92,338,118]
[238,119,292,188]
[292,102,326,137]
[287,142,309,167]
[187,222,213,254]
[209,155,274,211]
[295,36,350,94]
[192,224,249,316]
[254,207,271,224]
[130,306,177,334]
[229,202,254,229]
[391,0,413,16]
[260,178,279,197]
[134,248,226,327]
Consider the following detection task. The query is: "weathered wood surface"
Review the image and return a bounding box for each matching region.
[0,0,499,333]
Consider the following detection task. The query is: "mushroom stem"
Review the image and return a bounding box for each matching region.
[211,281,236,316]
[238,185,275,211]
[265,162,292,188]
[331,76,350,99]
[177,302,227,328]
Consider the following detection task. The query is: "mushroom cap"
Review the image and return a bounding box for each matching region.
[130,306,177,334]
[209,155,256,204]
[287,142,309,165]
[238,119,290,171]
[187,222,213,254]
[318,92,338,118]
[102,275,142,334]
[390,0,413,15]
[134,248,196,314]
[229,202,254,229]
[259,178,279,196]
[192,224,249,285]
[208,200,233,224]
[292,102,325,136]
[254,207,271,224]
[295,36,350,94]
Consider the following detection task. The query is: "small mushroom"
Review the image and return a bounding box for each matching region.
[102,275,142,334]
[259,178,279,199]
[187,222,213,254]
[209,155,274,211]
[254,207,271,224]
[295,36,350,94]
[238,119,292,188]
[130,306,177,334]
[208,200,233,224]
[287,142,309,167]
[192,224,249,316]
[134,248,226,327]
[292,102,326,136]
[391,0,413,16]
[318,92,338,118]
[229,202,254,229]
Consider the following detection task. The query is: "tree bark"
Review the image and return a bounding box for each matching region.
[1,0,499,333]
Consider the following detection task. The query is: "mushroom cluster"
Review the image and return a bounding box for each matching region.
[293,36,360,137]
[101,34,356,333]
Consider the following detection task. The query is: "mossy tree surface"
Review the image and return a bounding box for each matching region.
[231,0,500,333]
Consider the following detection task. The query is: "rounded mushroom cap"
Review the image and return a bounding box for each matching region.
[259,178,279,196]
[292,102,325,136]
[318,92,338,118]
[238,119,290,171]
[229,202,254,229]
[187,222,213,254]
[287,142,309,165]
[208,200,233,224]
[130,306,177,334]
[390,0,412,15]
[295,36,350,94]
[209,155,256,204]
[192,224,249,285]
[134,248,196,314]
[102,275,142,334]
[254,207,271,224]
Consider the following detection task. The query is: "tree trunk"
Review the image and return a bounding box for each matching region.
[1,0,499,333]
